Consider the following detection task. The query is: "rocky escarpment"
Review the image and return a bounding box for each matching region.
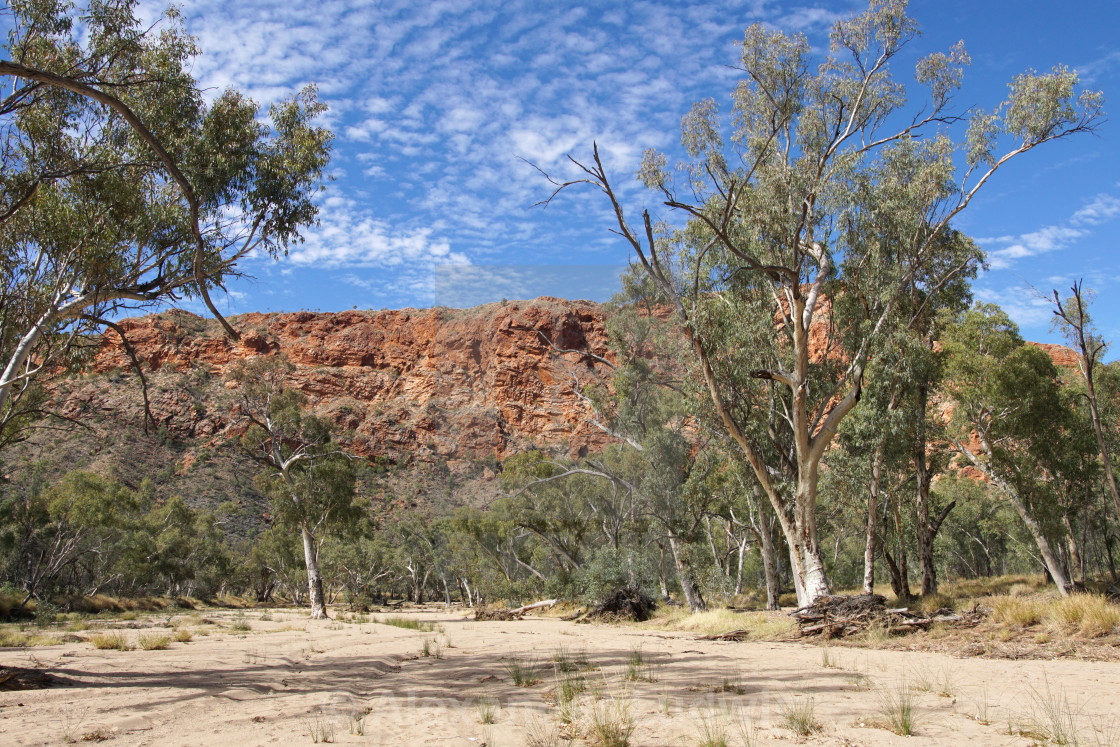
[83,297,616,465]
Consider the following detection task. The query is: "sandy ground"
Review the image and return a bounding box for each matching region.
[1,608,1119,746]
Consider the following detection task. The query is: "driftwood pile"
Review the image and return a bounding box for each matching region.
[583,586,656,622]
[792,594,983,638]
[474,598,558,621]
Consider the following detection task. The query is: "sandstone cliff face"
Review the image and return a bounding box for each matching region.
[85,299,1081,466]
[89,298,616,465]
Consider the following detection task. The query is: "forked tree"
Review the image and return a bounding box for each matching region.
[541,0,1102,605]
[233,357,358,619]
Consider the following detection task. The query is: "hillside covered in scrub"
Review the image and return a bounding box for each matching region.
[9,298,622,532]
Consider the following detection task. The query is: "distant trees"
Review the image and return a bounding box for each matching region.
[0,468,228,606]
[544,0,1101,605]
[0,0,332,450]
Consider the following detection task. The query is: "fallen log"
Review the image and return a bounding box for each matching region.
[510,599,558,614]
[475,598,558,621]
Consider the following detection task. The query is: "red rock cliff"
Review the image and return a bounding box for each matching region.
[89,298,617,464]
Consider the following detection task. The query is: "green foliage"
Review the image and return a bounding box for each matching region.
[0,0,333,448]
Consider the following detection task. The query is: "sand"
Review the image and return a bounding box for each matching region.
[1,608,1118,745]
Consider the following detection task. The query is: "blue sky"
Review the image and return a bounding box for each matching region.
[150,0,1120,346]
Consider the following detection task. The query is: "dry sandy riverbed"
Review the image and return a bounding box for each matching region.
[1,607,1119,745]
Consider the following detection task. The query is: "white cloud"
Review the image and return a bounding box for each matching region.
[1071,193,1120,226]
[281,194,469,270]
[1076,49,1120,85]
[981,193,1119,270]
[974,284,1053,327]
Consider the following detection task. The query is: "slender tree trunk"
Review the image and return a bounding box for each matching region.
[889,492,913,602]
[657,541,670,600]
[1105,531,1118,584]
[668,535,707,612]
[704,517,725,576]
[733,534,747,596]
[914,382,939,596]
[750,522,780,610]
[301,526,328,619]
[864,443,885,594]
[1062,514,1084,587]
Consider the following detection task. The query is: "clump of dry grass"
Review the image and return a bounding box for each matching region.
[503,656,541,686]
[644,607,794,638]
[588,686,635,747]
[138,632,171,650]
[1046,595,1120,638]
[0,627,55,647]
[173,629,193,643]
[90,631,131,650]
[990,595,1047,627]
[877,679,917,736]
[779,697,821,736]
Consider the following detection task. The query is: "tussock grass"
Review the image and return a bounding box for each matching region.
[779,697,821,736]
[90,631,131,650]
[307,713,335,744]
[624,646,658,682]
[588,686,635,747]
[552,644,591,673]
[421,637,442,658]
[503,656,542,686]
[552,668,585,725]
[991,595,1047,627]
[1019,677,1080,746]
[0,627,55,647]
[524,712,562,747]
[138,632,171,650]
[877,680,917,736]
[1047,595,1120,638]
[693,709,730,747]
[378,616,440,632]
[644,607,794,638]
[474,697,497,724]
[173,629,193,643]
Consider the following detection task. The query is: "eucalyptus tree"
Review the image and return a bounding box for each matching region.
[1050,282,1120,527]
[234,357,358,619]
[941,304,1097,595]
[543,0,1101,605]
[0,0,332,449]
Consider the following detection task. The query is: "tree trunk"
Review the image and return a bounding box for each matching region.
[733,534,747,597]
[657,541,670,600]
[301,526,328,619]
[750,522,780,610]
[883,549,909,601]
[914,382,938,596]
[704,517,726,577]
[863,443,885,595]
[786,477,831,607]
[1105,531,1119,584]
[1062,514,1084,587]
[889,492,913,601]
[668,535,707,612]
